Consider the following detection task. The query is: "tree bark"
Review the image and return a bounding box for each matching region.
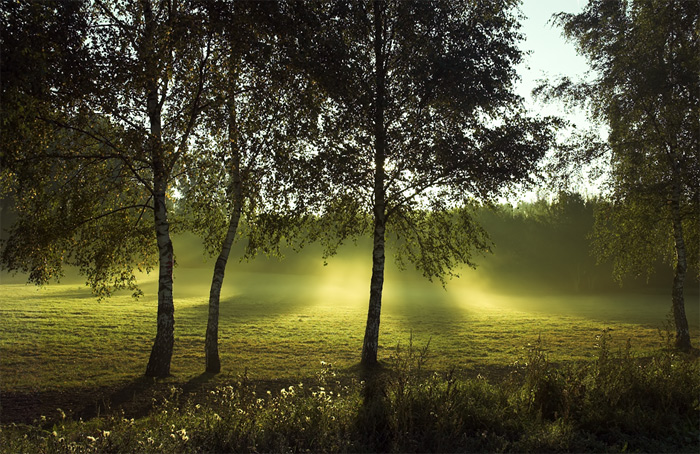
[204,207,241,373]
[361,0,387,367]
[143,0,175,377]
[146,186,175,377]
[144,107,175,378]
[205,79,243,372]
[670,182,692,351]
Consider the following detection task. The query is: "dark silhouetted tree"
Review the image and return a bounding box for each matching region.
[294,0,558,365]
[1,0,213,376]
[540,0,699,351]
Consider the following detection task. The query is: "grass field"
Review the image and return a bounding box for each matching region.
[1,249,699,452]
[1,255,697,394]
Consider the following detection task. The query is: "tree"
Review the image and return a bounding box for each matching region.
[180,1,319,373]
[294,0,557,365]
[541,0,699,351]
[1,0,213,376]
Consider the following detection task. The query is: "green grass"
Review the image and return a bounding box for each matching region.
[1,262,699,453]
[1,261,696,394]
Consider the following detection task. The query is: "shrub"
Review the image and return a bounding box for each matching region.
[1,334,697,453]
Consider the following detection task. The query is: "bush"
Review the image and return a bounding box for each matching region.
[1,334,698,453]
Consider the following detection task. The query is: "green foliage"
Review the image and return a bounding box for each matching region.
[539,0,700,281]
[294,0,559,280]
[1,0,212,296]
[177,1,321,261]
[0,127,157,298]
[2,334,698,453]
[390,206,491,285]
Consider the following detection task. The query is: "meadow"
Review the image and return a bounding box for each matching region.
[1,229,699,452]
[2,246,697,395]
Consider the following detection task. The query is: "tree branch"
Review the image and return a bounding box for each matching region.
[71,203,154,231]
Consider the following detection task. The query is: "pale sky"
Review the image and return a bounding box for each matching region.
[514,0,602,200]
[516,0,591,125]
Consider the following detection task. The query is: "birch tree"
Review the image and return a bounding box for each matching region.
[179,1,319,373]
[294,0,557,365]
[1,0,213,376]
[540,0,699,351]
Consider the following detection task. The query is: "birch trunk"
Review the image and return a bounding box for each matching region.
[361,0,387,366]
[205,103,243,372]
[144,122,175,378]
[362,216,386,365]
[143,0,175,377]
[145,186,175,377]
[670,182,692,351]
[204,206,241,373]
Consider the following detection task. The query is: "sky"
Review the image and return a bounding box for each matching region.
[516,0,591,122]
[510,1,602,200]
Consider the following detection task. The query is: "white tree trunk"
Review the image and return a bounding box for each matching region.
[670,182,692,351]
[361,0,387,366]
[145,186,175,377]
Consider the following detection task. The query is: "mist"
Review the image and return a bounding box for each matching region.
[161,200,698,331]
[2,199,697,332]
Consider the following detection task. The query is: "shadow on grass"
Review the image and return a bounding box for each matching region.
[74,376,160,422]
[74,371,219,423]
[354,362,393,453]
[182,371,217,395]
[175,293,319,325]
[0,376,161,427]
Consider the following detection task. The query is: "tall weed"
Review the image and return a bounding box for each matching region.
[2,333,698,453]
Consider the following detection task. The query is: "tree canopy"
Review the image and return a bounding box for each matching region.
[292,0,558,364]
[1,0,215,376]
[540,0,699,350]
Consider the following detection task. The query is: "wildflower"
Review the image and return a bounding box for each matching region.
[102,430,111,437]
[86,436,97,443]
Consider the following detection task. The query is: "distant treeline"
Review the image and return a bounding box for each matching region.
[477,193,697,294]
[2,193,695,295]
[180,192,697,296]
